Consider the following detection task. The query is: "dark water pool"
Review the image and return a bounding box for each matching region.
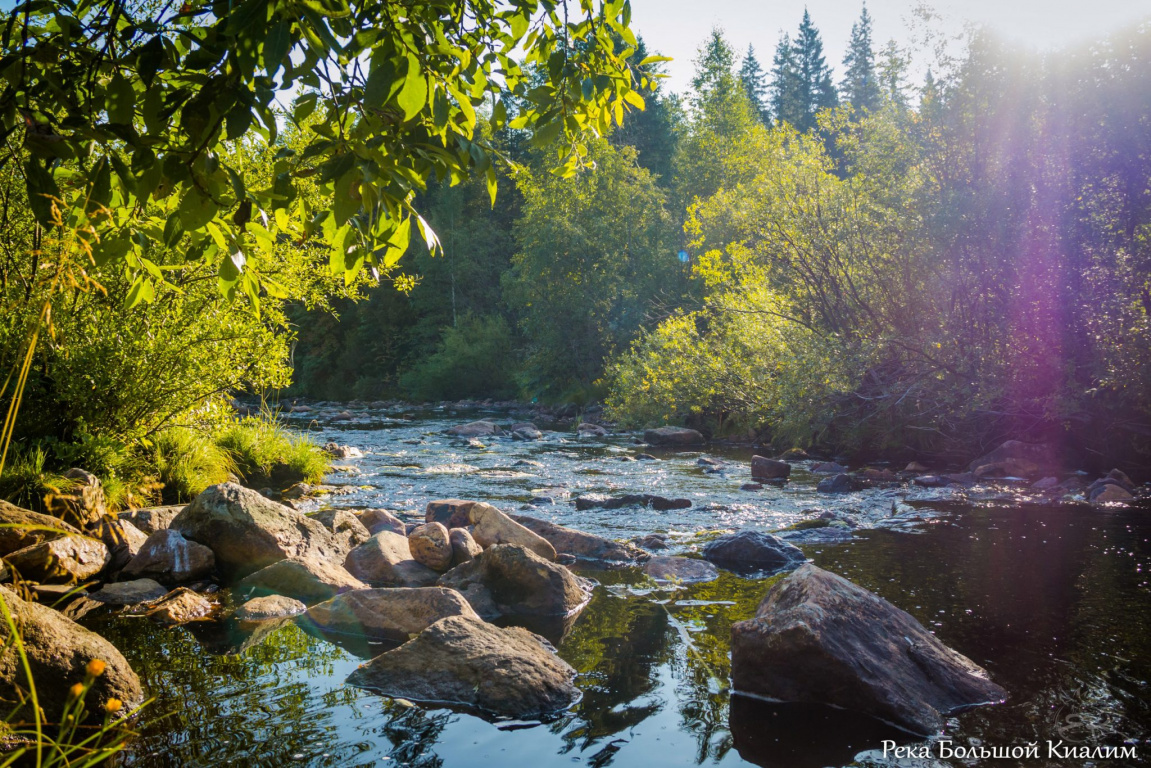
[91,411,1151,767]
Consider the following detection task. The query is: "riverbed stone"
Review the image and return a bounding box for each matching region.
[344,531,440,587]
[576,423,608,437]
[5,534,110,583]
[510,515,646,563]
[237,557,366,604]
[0,500,81,556]
[969,440,1057,479]
[425,499,478,528]
[644,426,705,446]
[0,584,142,721]
[468,503,557,561]
[817,474,864,494]
[575,493,692,511]
[730,563,1006,736]
[144,587,216,625]
[88,578,169,605]
[346,615,579,719]
[118,505,183,535]
[172,483,342,579]
[234,595,307,621]
[305,587,479,642]
[358,508,407,536]
[1091,483,1134,503]
[751,455,791,482]
[447,421,501,437]
[643,556,719,584]
[408,522,454,571]
[811,462,847,474]
[94,516,150,572]
[311,509,371,554]
[512,425,543,440]
[448,528,483,566]
[323,443,363,459]
[438,544,591,619]
[702,530,806,574]
[122,529,216,584]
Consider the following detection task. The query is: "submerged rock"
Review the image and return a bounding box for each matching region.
[88,578,169,605]
[468,502,557,561]
[0,585,141,720]
[730,563,1006,736]
[237,557,366,604]
[702,530,806,574]
[144,587,216,625]
[305,587,479,642]
[817,474,864,494]
[643,556,719,584]
[408,522,454,571]
[344,531,439,587]
[346,615,579,719]
[234,595,307,621]
[0,500,81,556]
[5,534,110,583]
[447,421,501,437]
[438,544,591,619]
[644,426,704,446]
[172,483,341,579]
[575,493,691,511]
[122,529,215,584]
[751,456,791,482]
[510,514,646,563]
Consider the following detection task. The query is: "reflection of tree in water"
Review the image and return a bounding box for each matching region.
[369,703,454,768]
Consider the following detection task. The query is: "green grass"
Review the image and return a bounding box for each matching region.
[148,428,236,504]
[0,447,73,514]
[214,415,328,489]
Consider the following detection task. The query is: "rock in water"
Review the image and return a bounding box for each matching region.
[467,503,557,561]
[576,423,608,437]
[122,529,215,584]
[305,587,479,642]
[144,587,216,625]
[237,557,366,604]
[0,585,141,721]
[234,595,307,621]
[750,456,791,482]
[346,616,579,719]
[438,544,591,619]
[510,515,646,563]
[88,579,169,605]
[447,421,501,437]
[172,483,341,579]
[644,426,705,446]
[968,440,1057,479]
[1091,483,1134,503]
[702,530,806,574]
[344,532,439,587]
[408,522,454,571]
[730,564,1006,736]
[5,534,110,583]
[817,474,863,494]
[643,556,719,584]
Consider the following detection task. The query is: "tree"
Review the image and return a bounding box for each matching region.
[878,40,912,108]
[612,37,683,183]
[842,3,881,113]
[770,33,804,128]
[739,45,771,124]
[771,11,838,131]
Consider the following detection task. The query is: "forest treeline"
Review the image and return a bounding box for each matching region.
[289,9,1151,467]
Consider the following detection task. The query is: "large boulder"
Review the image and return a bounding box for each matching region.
[122,529,216,584]
[448,528,483,567]
[5,534,110,583]
[0,585,141,721]
[644,426,705,447]
[0,500,81,556]
[343,532,439,587]
[346,616,579,719]
[44,468,106,528]
[408,522,454,571]
[751,456,791,482]
[730,564,1006,736]
[702,530,806,574]
[94,516,149,572]
[358,508,407,536]
[310,509,371,554]
[305,587,480,642]
[1091,483,1134,503]
[447,421,501,437]
[236,557,366,604]
[510,515,646,563]
[171,483,341,579]
[118,505,183,535]
[968,440,1058,479]
[467,503,556,561]
[424,499,478,528]
[437,544,591,619]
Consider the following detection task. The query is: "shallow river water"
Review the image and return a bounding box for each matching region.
[95,407,1151,767]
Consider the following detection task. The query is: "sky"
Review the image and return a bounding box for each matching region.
[627,0,1151,95]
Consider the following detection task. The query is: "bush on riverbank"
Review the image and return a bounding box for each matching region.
[214,417,329,490]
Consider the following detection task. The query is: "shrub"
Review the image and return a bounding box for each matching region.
[400,314,519,401]
[148,428,236,504]
[214,416,328,489]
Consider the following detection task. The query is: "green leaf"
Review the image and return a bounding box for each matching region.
[264,20,292,75]
[24,158,59,228]
[397,54,428,121]
[226,104,253,140]
[364,49,402,106]
[485,165,497,207]
[106,73,135,125]
[531,120,563,148]
[178,187,219,231]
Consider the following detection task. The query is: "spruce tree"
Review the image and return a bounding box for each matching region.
[770,33,803,128]
[878,39,911,109]
[773,10,838,131]
[739,44,771,124]
[841,2,880,113]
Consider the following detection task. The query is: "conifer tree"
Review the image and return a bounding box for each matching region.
[842,3,881,113]
[773,11,838,131]
[770,33,803,127]
[739,44,772,124]
[878,39,912,109]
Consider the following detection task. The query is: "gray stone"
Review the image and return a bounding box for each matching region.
[122,529,215,584]
[447,421,501,437]
[468,503,557,561]
[702,530,806,573]
[237,557,366,604]
[751,455,791,481]
[358,508,407,536]
[438,544,591,619]
[118,506,182,535]
[0,500,81,556]
[234,595,307,621]
[305,587,479,642]
[448,528,483,567]
[311,509,371,554]
[643,556,719,584]
[644,426,704,446]
[344,532,440,587]
[510,515,646,563]
[5,534,110,583]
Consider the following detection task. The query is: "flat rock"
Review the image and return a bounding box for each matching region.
[0,500,81,556]
[346,616,579,719]
[144,587,216,625]
[237,557,366,604]
[172,483,341,579]
[234,595,307,621]
[88,578,169,605]
[644,426,704,446]
[751,455,791,481]
[702,530,806,574]
[122,529,215,584]
[468,503,556,561]
[5,534,110,583]
[438,544,591,619]
[731,564,1006,736]
[118,505,183,535]
[305,587,479,642]
[510,515,646,563]
[643,556,719,583]
[344,532,440,587]
[408,522,454,571]
[358,508,407,536]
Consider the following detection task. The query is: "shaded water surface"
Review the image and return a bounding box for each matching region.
[95,410,1151,767]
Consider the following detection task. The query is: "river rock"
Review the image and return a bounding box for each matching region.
[751,455,791,481]
[510,515,646,563]
[172,483,341,579]
[1031,476,1060,490]
[730,563,1006,736]
[904,461,929,472]
[346,616,579,718]
[234,594,307,621]
[144,587,216,625]
[1091,483,1134,503]
[408,522,454,571]
[311,509,371,554]
[644,426,704,446]
[468,503,557,561]
[87,578,169,605]
[969,440,1057,479]
[1105,468,1135,491]
[0,500,81,556]
[859,468,898,483]
[43,468,106,528]
[425,499,478,528]
[447,421,501,437]
[5,534,110,583]
[118,505,182,535]
[344,532,440,587]
[576,423,608,437]
[811,461,847,474]
[817,474,864,494]
[449,528,483,566]
[702,530,806,574]
[574,493,691,511]
[438,544,591,619]
[358,508,407,536]
[0,584,141,721]
[512,425,543,440]
[643,556,719,583]
[305,587,479,642]
[323,443,363,459]
[237,557,366,604]
[122,529,216,584]
[94,516,149,572]
[632,533,670,551]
